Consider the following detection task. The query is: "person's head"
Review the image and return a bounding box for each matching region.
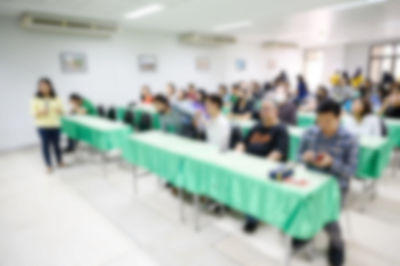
[352,98,372,119]
[196,89,207,103]
[69,93,83,108]
[316,85,329,103]
[251,81,261,93]
[141,85,151,96]
[297,75,305,84]
[389,83,400,106]
[259,99,279,125]
[205,94,223,117]
[188,83,196,92]
[218,84,228,97]
[317,99,341,136]
[342,71,350,86]
[153,94,170,114]
[177,89,187,101]
[231,83,241,96]
[166,83,176,96]
[36,77,56,98]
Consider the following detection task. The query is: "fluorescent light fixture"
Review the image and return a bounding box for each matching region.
[125,3,164,20]
[213,20,252,32]
[328,0,386,11]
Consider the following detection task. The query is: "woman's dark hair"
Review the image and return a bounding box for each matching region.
[36,77,56,98]
[357,98,372,118]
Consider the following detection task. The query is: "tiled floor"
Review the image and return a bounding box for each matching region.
[1,146,400,266]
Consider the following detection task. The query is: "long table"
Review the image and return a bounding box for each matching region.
[61,115,131,175]
[122,131,340,241]
[297,111,400,148]
[232,119,392,179]
[62,115,131,151]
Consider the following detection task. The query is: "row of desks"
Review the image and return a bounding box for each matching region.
[60,115,394,265]
[61,116,341,237]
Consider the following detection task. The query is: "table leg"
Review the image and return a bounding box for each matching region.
[283,234,292,266]
[132,165,138,194]
[179,188,185,223]
[102,152,107,177]
[194,194,200,231]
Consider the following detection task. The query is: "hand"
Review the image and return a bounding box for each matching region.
[313,152,333,168]
[302,150,315,163]
[235,143,245,152]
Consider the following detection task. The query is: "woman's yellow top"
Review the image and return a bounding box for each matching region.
[30,97,64,128]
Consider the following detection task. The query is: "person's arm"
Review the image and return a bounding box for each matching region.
[54,98,64,115]
[316,137,359,179]
[268,127,288,161]
[30,99,47,118]
[297,130,316,164]
[235,126,253,152]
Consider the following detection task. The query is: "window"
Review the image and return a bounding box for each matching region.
[304,49,324,92]
[369,42,400,83]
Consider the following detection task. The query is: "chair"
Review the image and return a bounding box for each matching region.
[123,109,136,128]
[107,107,117,121]
[97,105,106,117]
[229,126,243,149]
[138,112,152,131]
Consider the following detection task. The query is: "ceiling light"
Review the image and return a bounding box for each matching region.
[125,4,164,20]
[328,0,386,11]
[213,20,252,32]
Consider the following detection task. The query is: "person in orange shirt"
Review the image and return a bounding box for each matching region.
[140,85,153,104]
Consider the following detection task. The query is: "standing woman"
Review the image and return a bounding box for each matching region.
[30,78,65,173]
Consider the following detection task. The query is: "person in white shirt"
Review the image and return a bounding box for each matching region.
[195,94,231,150]
[343,98,382,137]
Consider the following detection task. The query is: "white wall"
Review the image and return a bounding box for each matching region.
[0,15,304,151]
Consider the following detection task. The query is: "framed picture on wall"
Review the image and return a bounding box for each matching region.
[195,56,210,72]
[60,52,87,73]
[138,54,157,72]
[236,58,246,71]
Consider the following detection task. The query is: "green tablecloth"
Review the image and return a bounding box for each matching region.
[232,120,391,179]
[297,112,317,128]
[122,131,340,239]
[386,118,400,148]
[288,127,392,179]
[117,106,161,129]
[61,115,131,151]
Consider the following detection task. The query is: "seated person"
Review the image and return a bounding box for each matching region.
[299,85,329,112]
[63,94,87,153]
[218,84,230,105]
[297,99,358,266]
[343,98,382,137]
[187,83,197,100]
[165,83,176,102]
[230,88,253,120]
[235,99,289,233]
[140,85,153,104]
[381,83,400,118]
[153,94,191,135]
[194,94,231,150]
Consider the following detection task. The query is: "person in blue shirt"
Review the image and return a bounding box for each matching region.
[294,75,309,105]
[297,99,359,266]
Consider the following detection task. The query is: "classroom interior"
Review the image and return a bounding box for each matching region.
[1,0,400,266]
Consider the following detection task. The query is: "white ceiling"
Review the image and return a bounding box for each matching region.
[0,0,399,45]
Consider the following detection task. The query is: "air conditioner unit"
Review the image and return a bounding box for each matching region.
[261,41,298,49]
[179,32,236,46]
[20,12,118,37]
